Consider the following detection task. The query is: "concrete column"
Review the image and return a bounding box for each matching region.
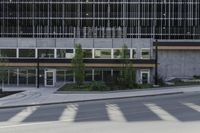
[54,48,57,58]
[16,48,19,58]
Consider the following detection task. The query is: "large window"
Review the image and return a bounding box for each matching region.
[94,70,103,81]
[56,70,65,82]
[9,69,17,84]
[0,49,16,58]
[83,49,93,58]
[57,49,74,58]
[85,70,93,82]
[19,49,35,58]
[94,69,112,82]
[141,49,150,59]
[113,49,130,59]
[28,70,36,85]
[38,49,54,58]
[19,69,27,85]
[94,49,111,59]
[65,70,74,82]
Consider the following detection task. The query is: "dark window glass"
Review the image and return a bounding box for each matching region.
[0,49,16,58]
[19,49,35,58]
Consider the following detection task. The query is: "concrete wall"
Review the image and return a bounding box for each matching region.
[158,50,200,80]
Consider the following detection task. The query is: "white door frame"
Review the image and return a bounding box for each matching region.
[140,69,150,84]
[45,69,56,87]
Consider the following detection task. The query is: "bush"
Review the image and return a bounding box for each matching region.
[89,81,110,91]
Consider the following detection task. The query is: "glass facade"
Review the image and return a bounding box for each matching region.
[113,49,130,59]
[0,49,16,57]
[19,49,35,58]
[38,49,54,58]
[83,49,93,58]
[141,49,151,59]
[57,49,74,58]
[0,48,144,59]
[0,0,199,39]
[3,68,134,86]
[94,49,112,59]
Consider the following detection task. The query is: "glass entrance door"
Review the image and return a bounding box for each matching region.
[45,70,55,87]
[141,70,150,84]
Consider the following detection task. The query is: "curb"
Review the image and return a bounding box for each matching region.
[0,91,183,109]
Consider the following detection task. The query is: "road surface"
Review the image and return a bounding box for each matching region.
[0,92,200,133]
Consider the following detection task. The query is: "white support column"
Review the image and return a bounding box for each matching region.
[130,48,133,59]
[35,48,38,58]
[92,48,95,59]
[54,48,57,58]
[111,49,114,59]
[16,48,19,58]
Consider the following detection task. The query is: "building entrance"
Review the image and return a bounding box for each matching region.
[45,69,56,87]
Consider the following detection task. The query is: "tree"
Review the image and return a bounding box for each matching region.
[0,58,7,93]
[72,44,85,88]
[120,44,136,88]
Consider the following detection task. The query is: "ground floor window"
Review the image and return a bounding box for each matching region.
[2,68,150,87]
[85,70,93,82]
[65,70,74,82]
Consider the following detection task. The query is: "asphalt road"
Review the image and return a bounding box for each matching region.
[0,92,200,133]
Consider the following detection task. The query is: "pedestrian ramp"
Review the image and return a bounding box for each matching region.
[0,102,200,124]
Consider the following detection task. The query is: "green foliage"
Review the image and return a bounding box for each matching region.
[119,44,136,88]
[89,81,110,91]
[72,44,85,87]
[0,58,8,92]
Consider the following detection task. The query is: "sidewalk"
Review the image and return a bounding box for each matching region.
[0,85,200,109]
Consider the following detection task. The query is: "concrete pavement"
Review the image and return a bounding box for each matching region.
[0,85,200,108]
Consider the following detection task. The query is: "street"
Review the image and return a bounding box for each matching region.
[0,93,200,133]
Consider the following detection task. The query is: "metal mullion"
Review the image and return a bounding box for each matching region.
[62,0,64,38]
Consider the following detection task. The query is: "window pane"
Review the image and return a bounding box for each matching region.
[57,49,74,58]
[39,70,44,84]
[28,69,36,85]
[94,70,102,81]
[65,70,74,82]
[132,49,136,59]
[141,49,150,59]
[9,69,17,84]
[19,70,27,85]
[0,49,16,57]
[114,49,130,59]
[103,70,112,82]
[83,49,92,58]
[85,70,92,81]
[57,70,65,82]
[38,49,54,58]
[19,49,35,58]
[95,49,111,59]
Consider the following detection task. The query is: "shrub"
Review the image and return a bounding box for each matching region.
[89,81,110,91]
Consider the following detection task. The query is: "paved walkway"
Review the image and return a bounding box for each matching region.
[0,85,200,108]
